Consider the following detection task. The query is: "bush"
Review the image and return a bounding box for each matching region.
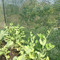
[0,23,55,60]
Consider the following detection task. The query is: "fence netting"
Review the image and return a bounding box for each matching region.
[0,0,60,32]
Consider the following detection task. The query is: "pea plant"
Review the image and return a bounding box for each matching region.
[0,23,55,60]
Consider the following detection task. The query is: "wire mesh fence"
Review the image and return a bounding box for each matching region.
[0,0,5,29]
[0,0,60,30]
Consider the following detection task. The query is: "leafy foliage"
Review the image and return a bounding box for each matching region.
[0,30,5,48]
[0,24,55,60]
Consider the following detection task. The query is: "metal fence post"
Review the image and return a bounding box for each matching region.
[2,0,6,24]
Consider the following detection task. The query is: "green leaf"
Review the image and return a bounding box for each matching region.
[13,56,17,60]
[0,30,5,40]
[5,41,14,48]
[24,46,32,54]
[38,52,46,58]
[38,34,46,46]
[35,40,38,43]
[30,32,33,37]
[29,53,35,59]
[5,55,10,59]
[17,54,26,60]
[10,23,13,26]
[46,56,49,60]
[0,51,3,55]
[46,43,55,50]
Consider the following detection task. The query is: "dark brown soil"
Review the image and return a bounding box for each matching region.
[0,55,6,60]
[0,49,19,60]
[0,41,19,60]
[9,49,19,60]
